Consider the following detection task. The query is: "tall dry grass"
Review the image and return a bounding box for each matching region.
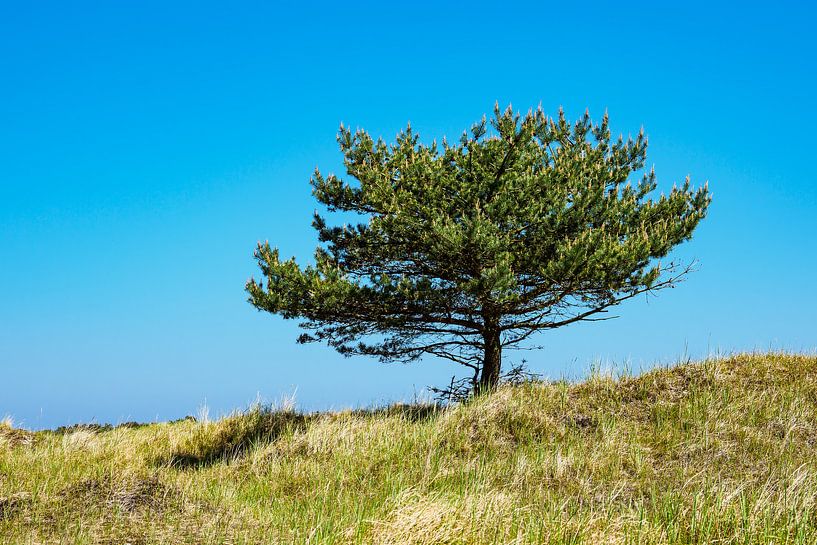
[1,352,816,544]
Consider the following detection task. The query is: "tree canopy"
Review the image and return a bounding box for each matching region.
[247,105,711,392]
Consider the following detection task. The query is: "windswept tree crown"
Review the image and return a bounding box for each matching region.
[247,105,711,392]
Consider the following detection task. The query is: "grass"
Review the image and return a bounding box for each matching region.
[2,352,817,544]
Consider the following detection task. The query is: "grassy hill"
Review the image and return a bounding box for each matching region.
[2,352,817,544]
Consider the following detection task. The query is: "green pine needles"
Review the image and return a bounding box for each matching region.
[246,104,711,392]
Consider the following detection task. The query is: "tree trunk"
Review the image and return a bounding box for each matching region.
[477,327,502,393]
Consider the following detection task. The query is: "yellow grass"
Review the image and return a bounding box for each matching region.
[2,352,816,544]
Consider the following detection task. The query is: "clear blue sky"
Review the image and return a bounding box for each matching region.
[2,1,815,429]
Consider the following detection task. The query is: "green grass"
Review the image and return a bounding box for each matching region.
[2,352,817,544]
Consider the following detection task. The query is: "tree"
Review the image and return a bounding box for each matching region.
[246,105,711,393]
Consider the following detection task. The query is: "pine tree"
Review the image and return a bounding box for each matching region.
[246,105,711,392]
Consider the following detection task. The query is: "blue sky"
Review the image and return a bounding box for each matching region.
[1,1,815,429]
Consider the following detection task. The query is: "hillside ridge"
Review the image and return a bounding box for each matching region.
[2,352,816,544]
